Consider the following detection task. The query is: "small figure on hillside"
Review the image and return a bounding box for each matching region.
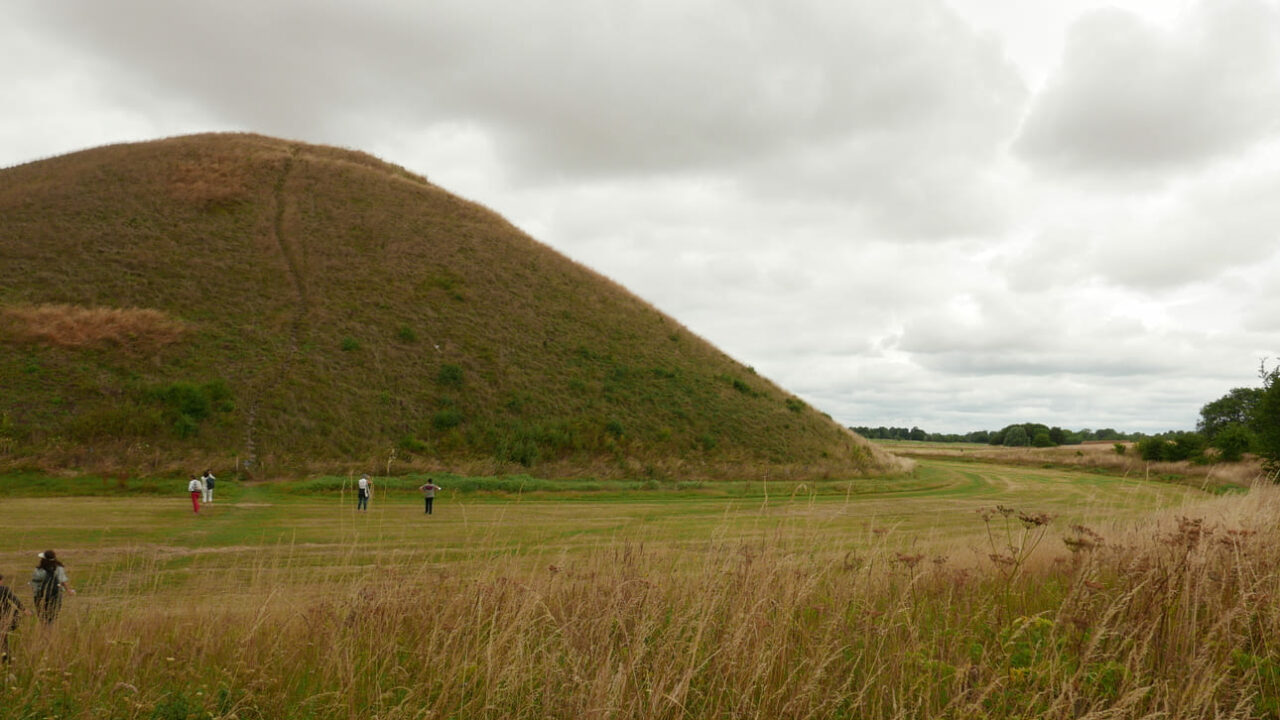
[418,478,442,515]
[188,475,203,514]
[357,475,372,511]
[30,551,74,625]
[1,573,32,663]
[201,469,216,504]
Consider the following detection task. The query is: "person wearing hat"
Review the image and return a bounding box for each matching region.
[357,475,372,511]
[1,571,32,662]
[30,551,74,624]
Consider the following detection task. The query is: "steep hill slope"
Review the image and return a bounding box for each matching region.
[0,133,901,479]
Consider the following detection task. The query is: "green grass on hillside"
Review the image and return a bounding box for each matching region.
[0,134,901,480]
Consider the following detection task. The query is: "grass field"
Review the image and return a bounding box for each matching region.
[2,461,1278,719]
[0,461,1210,574]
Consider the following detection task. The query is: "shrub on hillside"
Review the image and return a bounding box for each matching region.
[437,364,464,388]
[145,379,234,437]
[432,408,462,431]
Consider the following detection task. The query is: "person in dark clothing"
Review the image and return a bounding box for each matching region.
[1,573,31,663]
[31,551,74,624]
[418,479,442,515]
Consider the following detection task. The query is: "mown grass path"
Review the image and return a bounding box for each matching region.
[0,460,1212,594]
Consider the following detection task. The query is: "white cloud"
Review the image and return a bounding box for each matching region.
[1017,0,1280,175]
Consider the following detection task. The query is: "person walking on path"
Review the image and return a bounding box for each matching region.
[418,479,442,515]
[188,475,203,513]
[1,573,31,663]
[357,475,372,511]
[30,551,74,625]
[201,469,216,504]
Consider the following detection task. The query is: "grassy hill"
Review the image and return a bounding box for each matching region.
[0,133,902,480]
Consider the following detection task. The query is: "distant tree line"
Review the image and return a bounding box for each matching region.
[850,424,1139,446]
[853,360,1280,473]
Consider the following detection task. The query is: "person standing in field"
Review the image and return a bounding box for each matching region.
[1,573,31,663]
[418,478,442,515]
[188,475,203,513]
[357,475,372,511]
[30,551,74,625]
[201,469,216,504]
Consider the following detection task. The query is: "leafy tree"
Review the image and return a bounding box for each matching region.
[1003,426,1030,447]
[1170,432,1207,462]
[1257,362,1280,475]
[1213,424,1254,462]
[1031,431,1054,447]
[1198,387,1263,441]
[1137,436,1168,461]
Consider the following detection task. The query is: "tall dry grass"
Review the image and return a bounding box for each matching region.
[0,304,186,352]
[6,489,1280,719]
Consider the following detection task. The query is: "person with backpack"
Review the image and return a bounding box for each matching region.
[357,475,372,511]
[30,551,74,625]
[201,469,216,504]
[188,475,203,513]
[1,572,31,663]
[418,478,442,515]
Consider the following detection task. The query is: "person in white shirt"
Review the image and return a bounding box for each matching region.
[201,469,216,504]
[357,475,372,511]
[418,479,442,515]
[188,476,203,513]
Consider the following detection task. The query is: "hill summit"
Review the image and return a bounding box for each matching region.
[0,133,901,480]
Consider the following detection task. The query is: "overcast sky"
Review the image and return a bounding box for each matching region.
[5,0,1279,433]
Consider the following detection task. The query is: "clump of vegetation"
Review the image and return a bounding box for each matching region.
[436,363,464,387]
[145,379,234,438]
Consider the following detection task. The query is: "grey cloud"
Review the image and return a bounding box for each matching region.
[19,0,1024,239]
[1016,0,1280,175]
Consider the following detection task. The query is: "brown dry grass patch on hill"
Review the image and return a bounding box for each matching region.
[0,304,186,351]
[168,153,251,209]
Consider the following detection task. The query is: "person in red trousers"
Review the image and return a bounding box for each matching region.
[188,475,203,513]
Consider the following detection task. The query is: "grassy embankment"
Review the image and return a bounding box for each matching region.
[4,460,1279,718]
[0,133,896,481]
